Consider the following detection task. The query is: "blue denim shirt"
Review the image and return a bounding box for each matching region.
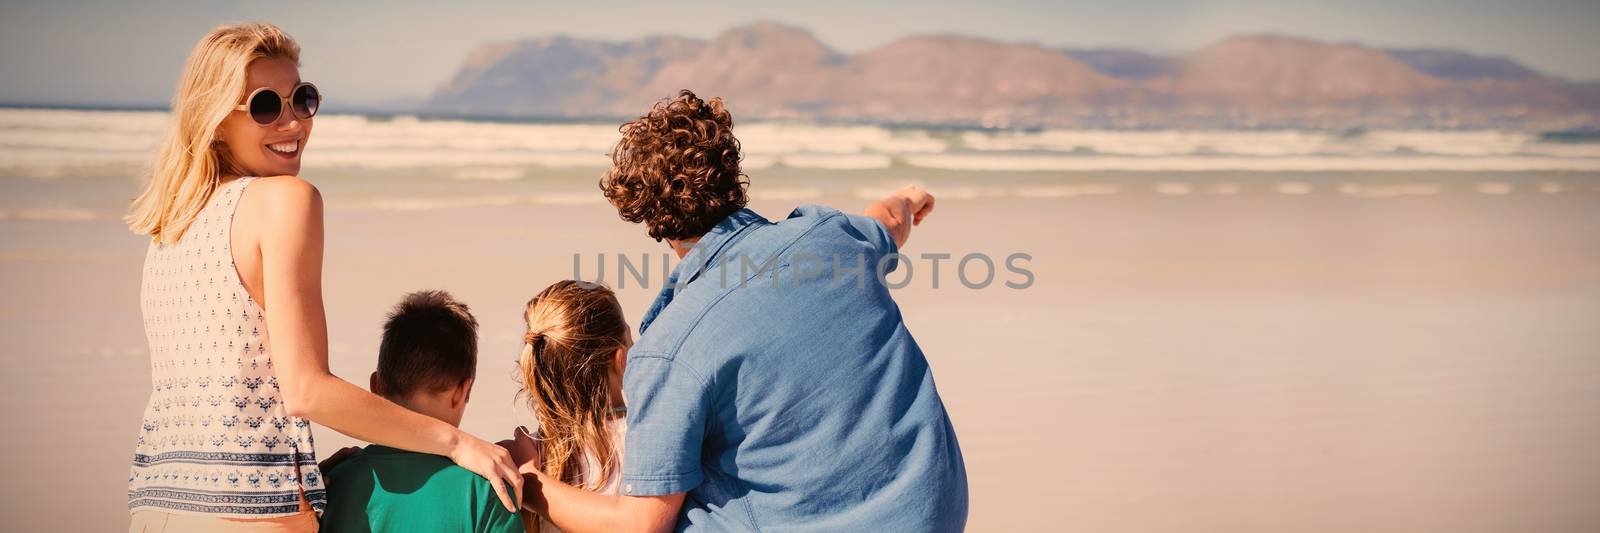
[622,206,968,532]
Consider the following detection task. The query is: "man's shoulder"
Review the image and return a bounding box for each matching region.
[721,204,845,251]
[631,205,877,356]
[767,205,892,262]
[783,204,843,220]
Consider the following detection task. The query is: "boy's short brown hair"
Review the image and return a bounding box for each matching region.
[600,89,749,242]
[376,290,478,398]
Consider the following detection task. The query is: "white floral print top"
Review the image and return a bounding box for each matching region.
[128,177,325,518]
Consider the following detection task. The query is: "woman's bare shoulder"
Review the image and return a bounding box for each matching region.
[246,175,321,203]
[236,175,323,241]
[240,175,321,217]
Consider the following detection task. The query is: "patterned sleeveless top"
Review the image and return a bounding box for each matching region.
[128,177,326,518]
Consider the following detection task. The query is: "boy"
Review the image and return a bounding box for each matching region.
[321,290,524,533]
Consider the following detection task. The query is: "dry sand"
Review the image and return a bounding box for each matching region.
[3,174,1599,531]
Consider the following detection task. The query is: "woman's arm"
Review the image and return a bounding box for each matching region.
[246,176,522,512]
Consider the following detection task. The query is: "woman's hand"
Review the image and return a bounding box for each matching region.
[450,429,525,513]
[497,425,544,475]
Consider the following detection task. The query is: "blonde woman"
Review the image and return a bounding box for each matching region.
[125,22,521,532]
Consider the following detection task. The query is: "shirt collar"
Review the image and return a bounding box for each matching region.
[639,208,767,334]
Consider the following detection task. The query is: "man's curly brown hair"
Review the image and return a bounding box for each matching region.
[600,90,749,242]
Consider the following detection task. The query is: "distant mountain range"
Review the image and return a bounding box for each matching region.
[426,21,1600,130]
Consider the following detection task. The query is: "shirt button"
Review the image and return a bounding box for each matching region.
[625,484,633,494]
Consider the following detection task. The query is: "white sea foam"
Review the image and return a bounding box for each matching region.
[311,115,621,153]
[452,167,526,181]
[741,155,778,170]
[0,109,165,170]
[1,207,101,221]
[335,192,607,210]
[750,187,823,200]
[777,153,893,170]
[306,148,610,169]
[902,154,1600,172]
[4,109,1600,175]
[0,147,148,168]
[735,124,946,155]
[533,192,607,205]
[1360,130,1536,156]
[348,195,523,211]
[959,128,1600,159]
[961,130,1334,156]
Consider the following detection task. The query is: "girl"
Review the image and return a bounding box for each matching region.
[125,22,520,532]
[515,280,633,532]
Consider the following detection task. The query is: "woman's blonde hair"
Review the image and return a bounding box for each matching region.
[125,22,300,243]
[518,280,630,491]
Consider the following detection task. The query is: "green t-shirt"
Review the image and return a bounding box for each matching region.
[321,445,524,533]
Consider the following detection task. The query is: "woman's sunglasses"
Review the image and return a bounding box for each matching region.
[234,82,321,125]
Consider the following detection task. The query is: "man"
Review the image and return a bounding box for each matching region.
[517,90,966,531]
[321,290,525,533]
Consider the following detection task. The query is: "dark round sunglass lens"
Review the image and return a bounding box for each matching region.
[292,85,320,119]
[249,90,282,124]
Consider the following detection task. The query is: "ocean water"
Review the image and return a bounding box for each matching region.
[5,108,1600,177]
[4,107,1600,220]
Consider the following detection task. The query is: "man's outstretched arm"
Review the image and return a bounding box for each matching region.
[863,184,936,248]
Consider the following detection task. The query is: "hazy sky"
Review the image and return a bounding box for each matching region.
[2,0,1597,108]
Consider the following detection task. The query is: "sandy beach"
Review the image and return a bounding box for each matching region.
[5,0,1600,525]
[3,161,1599,531]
